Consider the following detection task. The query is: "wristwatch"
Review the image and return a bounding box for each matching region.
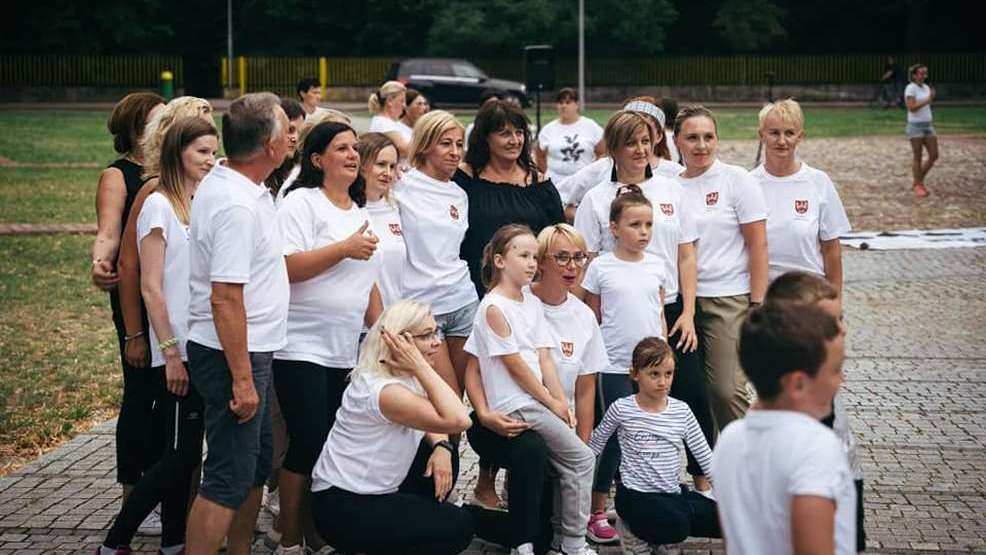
[432,439,454,455]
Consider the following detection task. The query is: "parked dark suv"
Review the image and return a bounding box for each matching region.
[387,58,529,107]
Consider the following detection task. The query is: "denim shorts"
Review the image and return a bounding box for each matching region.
[434,299,479,339]
[188,341,273,510]
[906,121,936,138]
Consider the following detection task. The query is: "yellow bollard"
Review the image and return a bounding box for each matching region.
[238,56,246,96]
[319,57,328,92]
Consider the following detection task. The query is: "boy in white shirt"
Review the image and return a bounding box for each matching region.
[712,302,856,555]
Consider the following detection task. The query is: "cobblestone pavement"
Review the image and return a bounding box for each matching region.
[1,246,984,554]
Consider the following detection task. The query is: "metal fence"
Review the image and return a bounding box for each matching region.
[3,53,983,91]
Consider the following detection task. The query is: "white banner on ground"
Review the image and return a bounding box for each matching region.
[840,227,986,250]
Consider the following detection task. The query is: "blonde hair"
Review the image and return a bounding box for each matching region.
[298,108,352,153]
[368,80,407,114]
[352,300,434,385]
[758,98,804,131]
[157,117,218,225]
[141,96,213,179]
[409,110,465,170]
[604,110,655,158]
[536,223,587,260]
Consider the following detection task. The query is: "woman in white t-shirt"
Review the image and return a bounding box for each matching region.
[97,117,217,555]
[581,190,669,541]
[536,87,605,186]
[401,88,431,130]
[394,110,477,395]
[368,80,414,162]
[904,63,938,198]
[310,300,474,554]
[558,97,683,220]
[354,132,406,309]
[675,104,768,434]
[751,99,851,290]
[273,121,385,553]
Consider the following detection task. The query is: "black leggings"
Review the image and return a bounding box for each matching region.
[311,439,473,555]
[664,298,717,476]
[111,291,159,485]
[105,366,204,548]
[465,411,554,550]
[615,484,721,546]
[272,359,349,475]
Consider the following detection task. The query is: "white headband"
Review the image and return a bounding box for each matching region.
[623,101,666,128]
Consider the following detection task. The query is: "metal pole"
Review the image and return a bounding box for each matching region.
[227,0,234,93]
[578,0,585,111]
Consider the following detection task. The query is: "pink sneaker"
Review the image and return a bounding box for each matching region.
[94,548,132,555]
[586,511,619,544]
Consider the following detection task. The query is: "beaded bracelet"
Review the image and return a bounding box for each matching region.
[123,330,144,342]
[158,337,179,351]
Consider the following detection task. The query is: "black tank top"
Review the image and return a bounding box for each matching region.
[107,158,145,235]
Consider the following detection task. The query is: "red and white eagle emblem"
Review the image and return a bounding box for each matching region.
[705,192,719,206]
[388,223,403,236]
[560,341,575,358]
[794,199,809,214]
[449,205,459,221]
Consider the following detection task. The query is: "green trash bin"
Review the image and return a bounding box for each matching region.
[160,70,174,100]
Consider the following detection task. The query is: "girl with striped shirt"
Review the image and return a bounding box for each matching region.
[590,337,721,552]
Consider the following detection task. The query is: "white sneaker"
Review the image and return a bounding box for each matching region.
[511,542,535,555]
[547,546,597,555]
[617,518,651,555]
[264,487,281,517]
[273,544,304,555]
[137,505,162,536]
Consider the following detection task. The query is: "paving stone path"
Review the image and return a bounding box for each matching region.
[1,246,984,554]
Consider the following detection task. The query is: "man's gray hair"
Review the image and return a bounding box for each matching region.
[222,92,283,161]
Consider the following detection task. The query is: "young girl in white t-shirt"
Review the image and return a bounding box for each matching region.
[464,224,596,555]
[581,189,669,541]
[590,337,720,552]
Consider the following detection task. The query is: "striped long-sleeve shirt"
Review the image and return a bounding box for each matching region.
[590,396,713,493]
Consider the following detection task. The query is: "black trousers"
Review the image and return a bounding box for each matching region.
[272,359,349,475]
[105,366,204,548]
[615,484,721,546]
[465,411,554,551]
[664,298,717,476]
[311,439,473,555]
[110,290,160,485]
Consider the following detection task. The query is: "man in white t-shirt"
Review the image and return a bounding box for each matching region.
[185,92,292,554]
[712,302,856,555]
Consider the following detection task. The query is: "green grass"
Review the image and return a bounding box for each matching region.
[0,111,118,164]
[0,234,121,471]
[0,167,99,223]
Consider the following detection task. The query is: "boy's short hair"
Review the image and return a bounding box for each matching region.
[296,76,320,97]
[766,271,838,305]
[739,302,840,401]
[630,336,675,372]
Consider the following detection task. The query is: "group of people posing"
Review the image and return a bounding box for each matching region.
[89,78,863,555]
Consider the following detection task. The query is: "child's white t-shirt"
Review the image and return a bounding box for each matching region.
[573,175,696,303]
[712,410,857,555]
[464,289,555,415]
[677,159,768,298]
[904,83,933,123]
[581,252,667,374]
[276,187,382,368]
[751,163,851,282]
[393,168,477,315]
[533,288,609,407]
[136,192,191,367]
[537,116,604,184]
[365,198,407,308]
[590,396,712,493]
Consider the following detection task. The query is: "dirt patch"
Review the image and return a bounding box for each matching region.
[718,135,986,231]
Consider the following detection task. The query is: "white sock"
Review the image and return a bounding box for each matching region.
[562,535,587,552]
[160,545,184,555]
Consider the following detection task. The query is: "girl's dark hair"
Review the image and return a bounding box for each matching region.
[630,337,675,372]
[405,88,422,105]
[266,97,308,197]
[609,187,652,224]
[465,99,537,180]
[108,92,165,155]
[286,121,365,206]
[660,97,679,131]
[480,223,535,290]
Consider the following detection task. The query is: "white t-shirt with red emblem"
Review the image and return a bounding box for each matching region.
[751,163,851,282]
[527,287,609,408]
[393,168,477,315]
[366,198,407,308]
[678,160,768,298]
